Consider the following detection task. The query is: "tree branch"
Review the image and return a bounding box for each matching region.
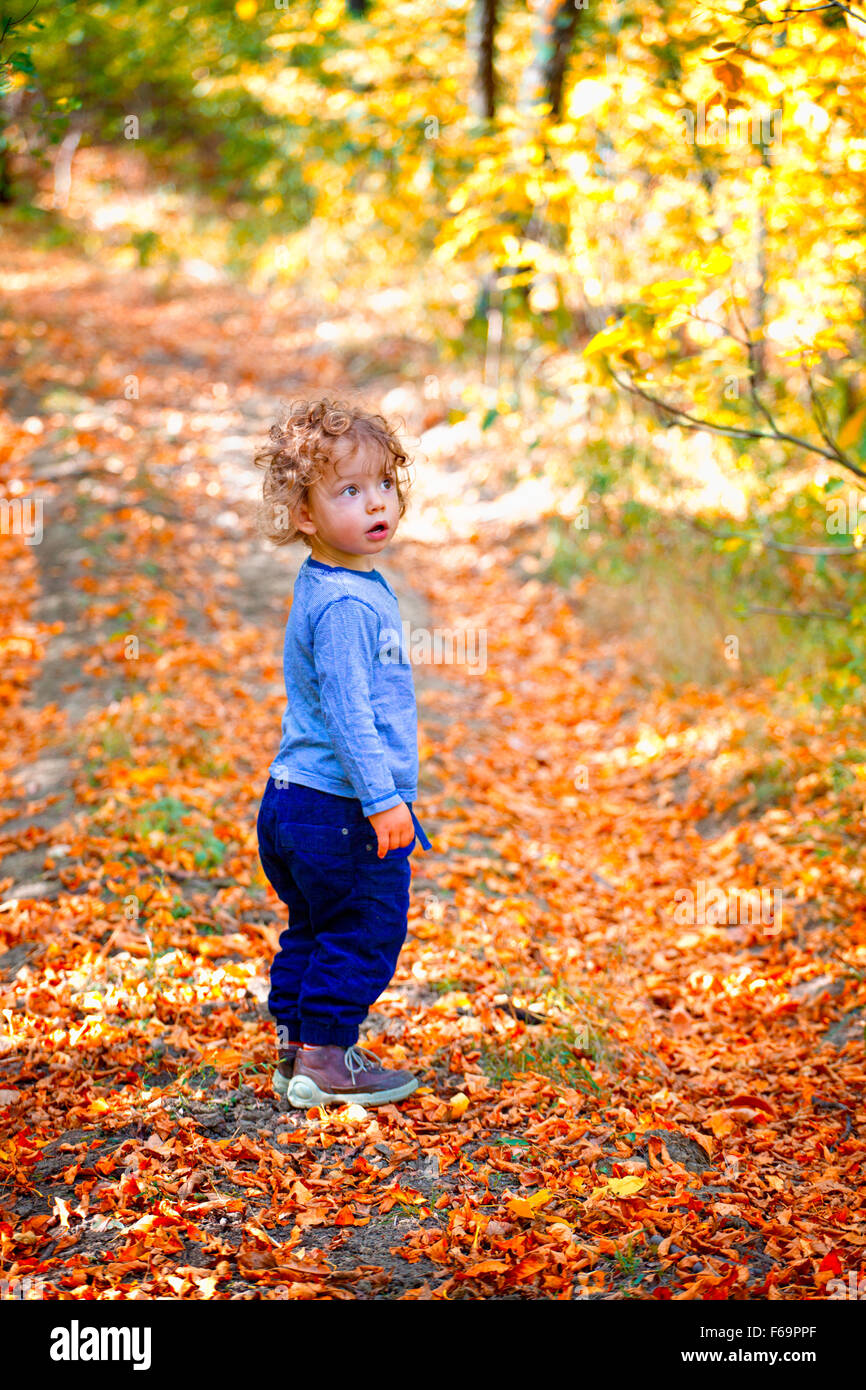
[606,365,866,480]
[747,604,852,621]
[744,3,866,42]
[0,2,38,48]
[689,517,863,556]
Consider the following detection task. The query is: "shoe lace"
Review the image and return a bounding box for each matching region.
[343,1044,382,1079]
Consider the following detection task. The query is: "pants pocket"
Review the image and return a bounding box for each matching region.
[277,819,364,860]
[276,818,368,900]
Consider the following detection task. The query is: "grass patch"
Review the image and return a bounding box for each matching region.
[129,796,229,870]
[533,495,866,701]
[429,976,475,996]
[96,726,134,763]
[737,754,795,809]
[478,1027,604,1094]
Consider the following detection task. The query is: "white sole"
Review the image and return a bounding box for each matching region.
[279,1070,418,1108]
[273,1067,292,1098]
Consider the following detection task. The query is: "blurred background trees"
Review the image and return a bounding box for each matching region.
[3,0,866,700]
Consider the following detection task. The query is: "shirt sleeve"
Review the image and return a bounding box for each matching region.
[312,596,403,818]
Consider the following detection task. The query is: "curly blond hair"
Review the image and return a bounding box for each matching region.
[253,396,413,548]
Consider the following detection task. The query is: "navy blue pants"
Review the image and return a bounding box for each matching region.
[255,777,432,1048]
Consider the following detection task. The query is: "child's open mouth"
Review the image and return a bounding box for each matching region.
[366,522,389,537]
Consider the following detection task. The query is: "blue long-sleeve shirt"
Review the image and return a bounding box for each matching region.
[268,556,420,818]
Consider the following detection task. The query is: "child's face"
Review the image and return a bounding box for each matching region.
[296,438,401,559]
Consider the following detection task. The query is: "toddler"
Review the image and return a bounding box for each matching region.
[253,397,433,1107]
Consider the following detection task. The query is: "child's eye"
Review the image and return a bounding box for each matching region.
[341,477,393,496]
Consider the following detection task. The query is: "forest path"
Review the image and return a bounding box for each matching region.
[0,233,862,1300]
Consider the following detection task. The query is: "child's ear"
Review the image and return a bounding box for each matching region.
[292,501,315,536]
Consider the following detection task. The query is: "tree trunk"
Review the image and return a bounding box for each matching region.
[752,134,771,389]
[0,139,13,205]
[0,78,26,206]
[518,0,582,122]
[468,0,497,121]
[469,2,586,355]
[468,0,501,368]
[494,0,585,315]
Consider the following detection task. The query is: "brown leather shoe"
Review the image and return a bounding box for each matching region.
[287,1044,418,1108]
[272,1044,301,1099]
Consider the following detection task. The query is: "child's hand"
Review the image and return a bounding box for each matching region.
[368,802,415,858]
